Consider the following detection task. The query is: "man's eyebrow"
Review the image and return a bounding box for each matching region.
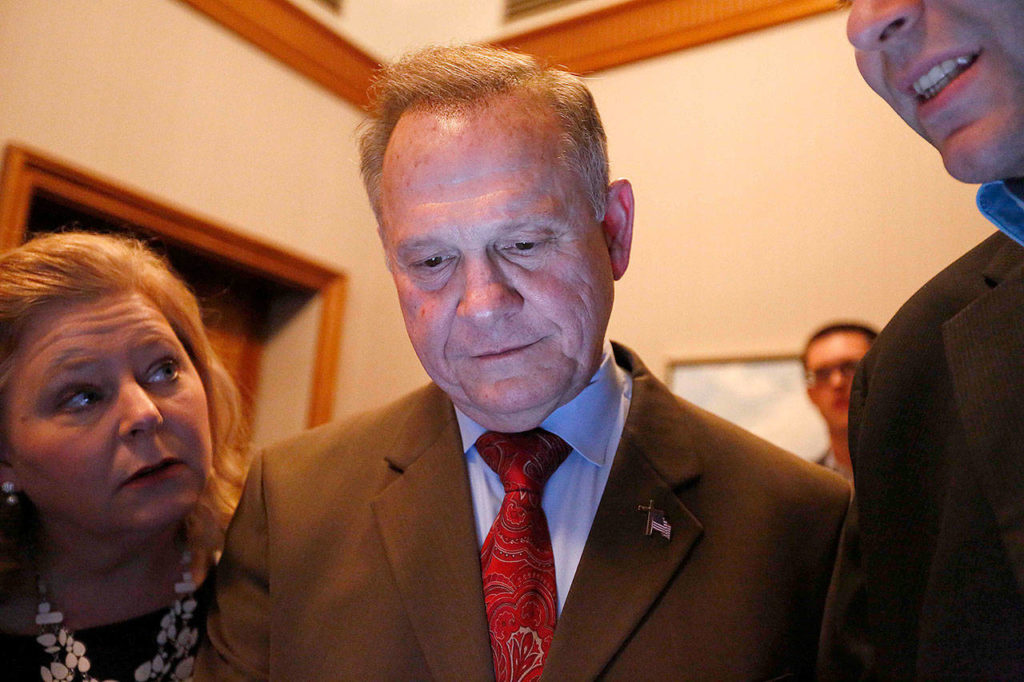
[393,235,443,252]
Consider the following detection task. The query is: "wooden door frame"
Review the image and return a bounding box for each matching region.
[0,143,346,427]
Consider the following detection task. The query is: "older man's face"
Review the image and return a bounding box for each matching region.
[848,0,1024,183]
[379,95,633,433]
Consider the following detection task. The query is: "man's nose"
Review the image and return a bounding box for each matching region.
[118,382,163,439]
[457,255,521,321]
[847,0,922,51]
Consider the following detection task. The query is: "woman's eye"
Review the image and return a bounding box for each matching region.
[421,256,445,268]
[148,360,180,384]
[513,241,536,251]
[59,388,103,412]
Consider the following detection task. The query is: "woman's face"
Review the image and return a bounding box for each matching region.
[0,292,212,545]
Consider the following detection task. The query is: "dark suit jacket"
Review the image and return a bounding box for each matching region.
[837,232,1024,679]
[198,343,849,680]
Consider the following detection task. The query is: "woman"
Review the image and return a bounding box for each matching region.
[0,231,247,681]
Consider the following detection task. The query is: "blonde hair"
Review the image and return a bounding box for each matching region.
[0,231,247,581]
[358,44,609,229]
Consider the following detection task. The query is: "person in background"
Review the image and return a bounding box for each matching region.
[801,322,877,482]
[823,0,1024,677]
[201,44,849,681]
[0,231,247,681]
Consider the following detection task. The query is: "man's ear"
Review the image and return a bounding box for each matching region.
[602,179,634,281]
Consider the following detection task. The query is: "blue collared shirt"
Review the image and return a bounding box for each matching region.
[977,179,1024,246]
[457,341,633,615]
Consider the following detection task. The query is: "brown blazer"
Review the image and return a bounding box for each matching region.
[198,344,849,681]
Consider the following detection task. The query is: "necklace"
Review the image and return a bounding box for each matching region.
[34,550,199,682]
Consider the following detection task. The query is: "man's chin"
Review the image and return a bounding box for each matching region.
[941,152,999,184]
[456,385,568,432]
[937,126,1024,184]
[460,405,554,433]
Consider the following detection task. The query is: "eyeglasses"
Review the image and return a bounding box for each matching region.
[805,361,859,388]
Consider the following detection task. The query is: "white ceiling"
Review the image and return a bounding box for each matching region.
[289,0,624,60]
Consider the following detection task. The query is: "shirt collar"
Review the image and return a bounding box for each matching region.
[977,179,1024,247]
[455,341,627,467]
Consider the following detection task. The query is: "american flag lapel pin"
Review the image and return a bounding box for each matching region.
[637,499,672,540]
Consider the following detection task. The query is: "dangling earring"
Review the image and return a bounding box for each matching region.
[1,481,18,506]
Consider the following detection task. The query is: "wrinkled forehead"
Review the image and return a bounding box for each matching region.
[0,291,178,417]
[381,96,571,202]
[389,92,563,158]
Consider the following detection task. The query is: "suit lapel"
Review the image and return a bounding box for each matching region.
[543,347,703,680]
[944,240,1024,595]
[370,387,495,681]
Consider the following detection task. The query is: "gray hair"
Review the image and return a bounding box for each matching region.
[357,44,609,230]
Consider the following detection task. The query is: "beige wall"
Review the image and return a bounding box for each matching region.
[0,0,426,445]
[0,2,995,444]
[594,11,992,375]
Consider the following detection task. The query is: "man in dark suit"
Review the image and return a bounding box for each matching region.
[199,44,849,681]
[826,1,1024,678]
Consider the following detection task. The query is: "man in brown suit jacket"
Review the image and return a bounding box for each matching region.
[199,44,849,681]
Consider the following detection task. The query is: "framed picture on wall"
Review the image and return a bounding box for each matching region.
[668,356,827,461]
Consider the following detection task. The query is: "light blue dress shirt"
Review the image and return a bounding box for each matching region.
[456,342,633,615]
[977,179,1024,245]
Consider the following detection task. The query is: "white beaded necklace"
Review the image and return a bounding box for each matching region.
[34,551,199,682]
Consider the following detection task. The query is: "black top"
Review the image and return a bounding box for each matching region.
[0,578,211,682]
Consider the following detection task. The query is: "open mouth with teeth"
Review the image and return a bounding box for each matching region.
[914,54,978,101]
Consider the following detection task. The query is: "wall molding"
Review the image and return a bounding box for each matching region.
[496,0,843,73]
[177,0,378,108]
[176,0,841,108]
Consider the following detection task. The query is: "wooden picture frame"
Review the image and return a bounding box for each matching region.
[0,143,346,430]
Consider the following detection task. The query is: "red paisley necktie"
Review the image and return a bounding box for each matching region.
[477,428,571,682]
